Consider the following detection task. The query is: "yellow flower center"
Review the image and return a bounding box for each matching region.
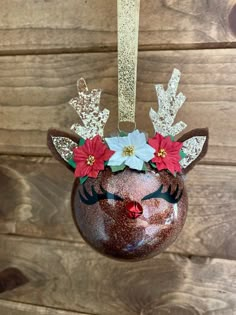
[122,145,135,157]
[157,148,167,158]
[86,155,95,166]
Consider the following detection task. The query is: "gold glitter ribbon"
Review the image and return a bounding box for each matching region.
[117,0,140,129]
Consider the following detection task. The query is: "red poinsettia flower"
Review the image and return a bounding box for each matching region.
[148,133,183,174]
[73,135,114,178]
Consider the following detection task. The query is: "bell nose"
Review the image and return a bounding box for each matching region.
[126,201,143,219]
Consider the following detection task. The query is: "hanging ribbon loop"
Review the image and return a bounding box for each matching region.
[117,0,140,130]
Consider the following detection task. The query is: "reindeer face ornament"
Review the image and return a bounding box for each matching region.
[47,69,209,261]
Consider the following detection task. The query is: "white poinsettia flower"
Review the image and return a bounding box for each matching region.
[105,130,155,171]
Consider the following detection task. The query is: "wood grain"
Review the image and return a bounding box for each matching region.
[0,0,235,53]
[0,156,235,260]
[0,1,234,314]
[0,49,236,164]
[0,300,88,315]
[0,235,236,315]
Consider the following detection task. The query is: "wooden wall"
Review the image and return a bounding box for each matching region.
[0,1,236,314]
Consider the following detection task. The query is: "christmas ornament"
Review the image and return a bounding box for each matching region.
[47,0,209,261]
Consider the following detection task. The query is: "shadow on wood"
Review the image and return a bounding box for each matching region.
[0,268,28,293]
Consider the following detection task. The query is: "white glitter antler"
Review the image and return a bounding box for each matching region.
[69,78,110,139]
[149,68,187,137]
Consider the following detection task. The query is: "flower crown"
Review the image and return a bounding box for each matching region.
[48,69,208,183]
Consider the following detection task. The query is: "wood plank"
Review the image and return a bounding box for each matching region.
[0,50,236,164]
[0,156,235,260]
[0,300,87,315]
[0,0,235,53]
[0,235,236,315]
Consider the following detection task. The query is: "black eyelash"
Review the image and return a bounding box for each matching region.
[141,184,183,204]
[79,185,124,205]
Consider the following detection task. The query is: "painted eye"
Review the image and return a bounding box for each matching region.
[79,185,124,205]
[142,184,182,204]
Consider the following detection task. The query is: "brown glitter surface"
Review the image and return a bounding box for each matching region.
[71,168,188,261]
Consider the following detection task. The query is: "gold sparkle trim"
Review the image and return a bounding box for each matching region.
[52,136,78,162]
[180,136,207,169]
[118,0,140,124]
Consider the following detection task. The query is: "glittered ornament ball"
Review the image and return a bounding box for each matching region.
[47,70,209,261]
[72,167,188,260]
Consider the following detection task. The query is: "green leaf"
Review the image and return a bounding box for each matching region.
[150,162,157,169]
[142,164,148,172]
[68,158,76,169]
[79,138,86,146]
[111,164,126,172]
[119,131,128,137]
[79,176,88,184]
[168,135,175,141]
[180,150,187,160]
